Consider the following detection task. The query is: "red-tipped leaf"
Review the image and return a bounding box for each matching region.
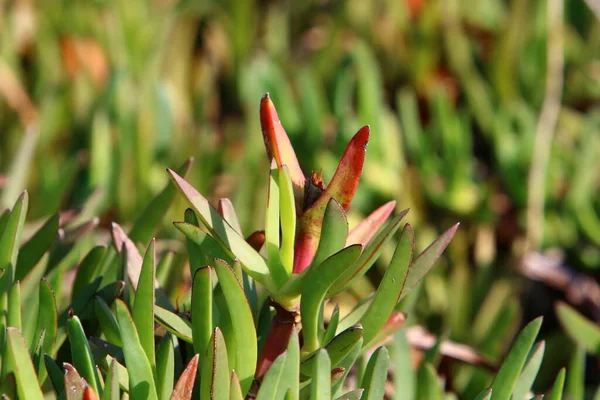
[346,201,396,246]
[169,354,199,400]
[293,126,370,273]
[260,94,305,198]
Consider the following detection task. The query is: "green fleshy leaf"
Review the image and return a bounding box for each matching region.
[33,278,57,357]
[278,328,300,399]
[265,167,287,285]
[417,363,443,400]
[6,328,43,400]
[192,266,212,367]
[7,282,21,332]
[391,328,415,400]
[154,306,193,343]
[490,317,543,400]
[103,355,130,392]
[310,349,331,400]
[323,304,340,346]
[566,345,585,400]
[334,389,364,400]
[132,239,156,374]
[0,192,28,356]
[115,299,158,400]
[473,389,492,400]
[94,296,122,347]
[256,351,288,400]
[183,209,230,275]
[44,354,64,394]
[72,246,106,300]
[331,337,363,395]
[230,371,244,400]
[300,245,362,352]
[156,334,175,400]
[213,259,257,394]
[201,327,230,400]
[346,201,396,246]
[336,296,373,334]
[311,199,348,268]
[361,224,413,346]
[168,170,271,285]
[400,223,459,300]
[89,337,124,363]
[170,354,199,400]
[361,347,389,400]
[15,213,59,281]
[128,158,193,245]
[556,301,600,354]
[101,359,120,400]
[328,210,409,297]
[546,368,565,400]
[301,325,363,377]
[67,314,102,395]
[217,198,243,234]
[511,341,545,400]
[276,166,296,274]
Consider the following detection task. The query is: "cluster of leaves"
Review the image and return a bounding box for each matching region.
[1,97,596,400]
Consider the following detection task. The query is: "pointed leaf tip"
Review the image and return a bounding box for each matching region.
[260,94,305,194]
[347,201,397,246]
[308,125,370,212]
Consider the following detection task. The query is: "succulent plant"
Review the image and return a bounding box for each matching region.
[0,95,579,400]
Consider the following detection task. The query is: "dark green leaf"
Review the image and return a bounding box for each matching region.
[15,213,59,281]
[301,325,363,377]
[67,314,102,395]
[72,246,106,300]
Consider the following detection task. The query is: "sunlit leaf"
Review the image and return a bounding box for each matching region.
[361,347,389,400]
[490,317,542,400]
[115,299,158,400]
[213,259,257,394]
[300,245,362,352]
[6,328,43,400]
[201,328,230,400]
[361,224,413,346]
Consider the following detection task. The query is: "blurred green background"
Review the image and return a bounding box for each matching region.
[1,0,599,395]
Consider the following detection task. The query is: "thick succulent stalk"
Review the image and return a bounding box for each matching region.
[248,301,300,398]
